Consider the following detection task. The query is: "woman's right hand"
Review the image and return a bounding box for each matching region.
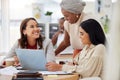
[14,56,20,66]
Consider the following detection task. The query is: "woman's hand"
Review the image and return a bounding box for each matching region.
[46,62,62,71]
[13,56,20,66]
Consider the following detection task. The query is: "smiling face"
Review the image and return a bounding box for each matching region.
[59,18,65,32]
[79,27,91,45]
[23,20,40,40]
[61,8,78,24]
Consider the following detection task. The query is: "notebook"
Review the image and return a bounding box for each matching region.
[15,49,47,71]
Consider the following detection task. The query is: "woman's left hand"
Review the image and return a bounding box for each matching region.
[46,62,62,71]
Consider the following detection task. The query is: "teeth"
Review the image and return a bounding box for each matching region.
[34,32,39,34]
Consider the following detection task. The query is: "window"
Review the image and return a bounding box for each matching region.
[0,0,62,52]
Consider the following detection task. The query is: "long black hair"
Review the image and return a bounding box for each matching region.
[80,19,106,45]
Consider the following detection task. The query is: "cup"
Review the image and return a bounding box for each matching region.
[5,58,15,67]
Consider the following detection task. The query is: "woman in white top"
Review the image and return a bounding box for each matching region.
[5,17,55,66]
[46,19,106,79]
[55,0,102,56]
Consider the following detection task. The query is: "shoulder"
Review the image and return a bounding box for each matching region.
[64,20,69,25]
[95,44,106,50]
[13,40,20,48]
[43,38,52,45]
[94,44,106,57]
[64,21,69,29]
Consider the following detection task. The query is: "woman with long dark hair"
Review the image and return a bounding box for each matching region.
[5,17,55,65]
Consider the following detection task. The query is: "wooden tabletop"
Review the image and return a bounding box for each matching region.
[43,74,79,80]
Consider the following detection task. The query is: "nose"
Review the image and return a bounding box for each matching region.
[34,26,39,30]
[34,27,40,32]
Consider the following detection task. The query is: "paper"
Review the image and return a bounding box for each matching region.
[39,71,72,75]
[0,66,19,75]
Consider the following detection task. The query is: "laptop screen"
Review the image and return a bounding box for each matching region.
[15,49,47,71]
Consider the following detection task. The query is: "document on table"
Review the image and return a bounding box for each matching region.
[0,66,19,75]
[39,71,72,75]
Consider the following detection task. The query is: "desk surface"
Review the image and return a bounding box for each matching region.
[44,74,79,80]
[0,74,79,80]
[0,54,77,80]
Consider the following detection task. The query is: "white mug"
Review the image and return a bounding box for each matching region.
[5,58,15,67]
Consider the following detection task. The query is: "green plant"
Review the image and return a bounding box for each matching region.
[100,15,110,33]
[45,11,53,16]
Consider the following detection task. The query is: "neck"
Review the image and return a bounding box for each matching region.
[75,14,81,23]
[86,43,92,49]
[27,38,36,46]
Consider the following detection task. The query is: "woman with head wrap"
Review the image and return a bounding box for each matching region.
[55,0,103,56]
[46,19,106,80]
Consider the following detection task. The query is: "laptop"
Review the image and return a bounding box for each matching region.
[15,49,47,71]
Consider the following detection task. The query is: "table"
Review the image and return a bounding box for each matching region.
[0,54,79,80]
[44,74,79,80]
[0,74,79,80]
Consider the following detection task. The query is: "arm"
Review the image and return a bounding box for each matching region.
[51,31,60,46]
[62,44,105,77]
[5,40,19,58]
[45,39,55,62]
[4,40,20,66]
[55,30,70,56]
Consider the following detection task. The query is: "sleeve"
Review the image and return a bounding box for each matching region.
[5,40,19,59]
[64,21,69,33]
[44,39,55,62]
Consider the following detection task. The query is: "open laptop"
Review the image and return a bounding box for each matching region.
[15,49,47,71]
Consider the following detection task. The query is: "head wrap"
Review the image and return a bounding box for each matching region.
[60,0,86,14]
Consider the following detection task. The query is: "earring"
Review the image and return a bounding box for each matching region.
[76,15,78,18]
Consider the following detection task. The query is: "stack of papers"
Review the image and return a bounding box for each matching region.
[39,71,72,75]
[0,66,19,75]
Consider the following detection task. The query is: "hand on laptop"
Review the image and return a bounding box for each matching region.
[46,62,62,71]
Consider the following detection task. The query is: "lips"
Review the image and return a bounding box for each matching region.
[33,32,39,35]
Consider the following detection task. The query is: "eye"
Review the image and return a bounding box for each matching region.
[30,25,34,28]
[80,32,83,36]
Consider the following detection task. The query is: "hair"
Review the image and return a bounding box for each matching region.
[59,17,65,22]
[60,17,65,20]
[80,19,106,45]
[18,17,44,49]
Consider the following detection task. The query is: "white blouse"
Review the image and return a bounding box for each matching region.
[62,44,106,79]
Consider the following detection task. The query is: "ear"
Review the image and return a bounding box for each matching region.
[23,29,26,35]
